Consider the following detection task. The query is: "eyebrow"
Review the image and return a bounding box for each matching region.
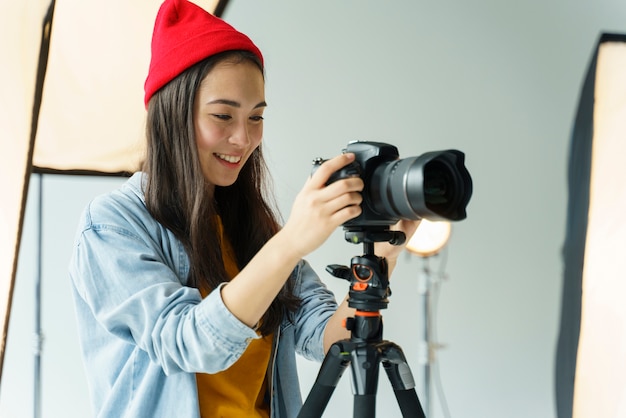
[207,99,267,109]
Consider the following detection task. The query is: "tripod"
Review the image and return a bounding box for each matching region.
[297,231,426,418]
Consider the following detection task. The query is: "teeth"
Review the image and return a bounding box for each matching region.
[216,153,241,163]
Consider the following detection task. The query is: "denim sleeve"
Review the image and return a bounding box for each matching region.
[69,204,258,376]
[290,260,339,362]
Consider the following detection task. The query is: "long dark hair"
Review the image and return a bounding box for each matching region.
[142,51,300,336]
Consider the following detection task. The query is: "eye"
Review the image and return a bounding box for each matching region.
[249,115,264,122]
[212,114,231,121]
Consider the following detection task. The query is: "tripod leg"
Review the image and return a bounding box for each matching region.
[381,343,426,418]
[350,344,381,418]
[354,395,376,418]
[298,343,351,418]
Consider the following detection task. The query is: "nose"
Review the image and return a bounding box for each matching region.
[229,120,251,148]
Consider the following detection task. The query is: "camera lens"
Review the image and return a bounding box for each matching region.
[370,150,472,221]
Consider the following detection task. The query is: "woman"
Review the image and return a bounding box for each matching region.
[69,1,417,417]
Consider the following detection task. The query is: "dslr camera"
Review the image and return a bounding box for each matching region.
[313,141,472,242]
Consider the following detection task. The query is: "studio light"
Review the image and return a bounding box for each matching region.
[406,219,452,257]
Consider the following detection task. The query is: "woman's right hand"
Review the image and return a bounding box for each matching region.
[220,153,363,328]
[280,152,364,259]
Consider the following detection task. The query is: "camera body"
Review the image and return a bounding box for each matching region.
[313,141,472,235]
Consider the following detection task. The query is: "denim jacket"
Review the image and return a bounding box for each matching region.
[69,172,338,418]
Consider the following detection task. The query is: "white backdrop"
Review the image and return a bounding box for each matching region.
[2,0,626,417]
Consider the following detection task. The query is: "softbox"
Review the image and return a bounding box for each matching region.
[0,0,229,386]
[556,32,626,418]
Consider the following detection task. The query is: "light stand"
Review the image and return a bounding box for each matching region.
[406,220,451,418]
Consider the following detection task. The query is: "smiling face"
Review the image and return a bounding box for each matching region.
[193,59,266,194]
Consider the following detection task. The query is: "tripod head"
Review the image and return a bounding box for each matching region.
[326,228,406,313]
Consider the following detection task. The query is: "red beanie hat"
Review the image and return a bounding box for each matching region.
[144,0,264,106]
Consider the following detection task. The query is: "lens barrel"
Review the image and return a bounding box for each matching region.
[370,150,472,221]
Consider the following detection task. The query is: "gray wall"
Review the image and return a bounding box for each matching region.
[2,0,625,417]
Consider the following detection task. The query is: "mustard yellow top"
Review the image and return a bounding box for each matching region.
[196,221,273,417]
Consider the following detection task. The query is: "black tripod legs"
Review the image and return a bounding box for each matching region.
[297,340,426,418]
[382,342,426,418]
[351,344,382,418]
[298,343,351,418]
